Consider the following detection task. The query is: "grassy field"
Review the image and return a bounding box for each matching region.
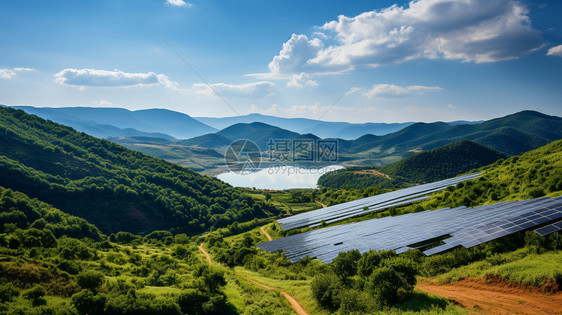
[436,247,562,287]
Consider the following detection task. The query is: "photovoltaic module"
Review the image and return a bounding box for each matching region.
[259,196,562,263]
[277,173,481,230]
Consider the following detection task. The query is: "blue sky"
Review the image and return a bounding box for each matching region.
[1,0,561,123]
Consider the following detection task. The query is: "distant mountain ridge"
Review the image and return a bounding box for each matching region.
[195,113,417,139]
[14,106,217,139]
[185,110,562,168]
[195,113,483,139]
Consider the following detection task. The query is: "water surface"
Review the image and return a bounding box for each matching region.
[217,165,343,190]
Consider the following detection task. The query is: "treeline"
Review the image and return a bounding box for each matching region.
[422,139,562,209]
[380,140,505,183]
[318,140,505,189]
[0,107,280,234]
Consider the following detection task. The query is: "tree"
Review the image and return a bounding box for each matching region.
[200,268,226,293]
[72,290,107,315]
[22,285,46,306]
[311,273,339,311]
[332,249,361,282]
[77,271,105,291]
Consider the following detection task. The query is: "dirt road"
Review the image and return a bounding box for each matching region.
[198,243,212,265]
[244,276,309,315]
[417,278,562,315]
[198,242,309,315]
[315,200,327,208]
[260,226,273,241]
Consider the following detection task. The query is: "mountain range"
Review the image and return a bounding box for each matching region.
[185,110,562,161]
[195,113,483,139]
[9,105,562,173]
[14,106,217,139]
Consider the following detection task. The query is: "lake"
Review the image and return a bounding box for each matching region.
[217,165,343,190]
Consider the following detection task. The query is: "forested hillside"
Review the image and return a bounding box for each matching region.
[318,140,505,188]
[380,140,505,182]
[0,107,278,234]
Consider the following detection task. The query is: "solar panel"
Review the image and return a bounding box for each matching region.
[259,196,562,263]
[534,220,562,236]
[277,173,481,230]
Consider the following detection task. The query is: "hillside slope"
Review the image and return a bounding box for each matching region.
[0,107,277,234]
[319,140,506,188]
[380,140,506,182]
[216,122,300,150]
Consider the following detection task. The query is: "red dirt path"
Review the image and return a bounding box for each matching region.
[417,278,562,315]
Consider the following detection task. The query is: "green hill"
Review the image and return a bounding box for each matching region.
[423,139,562,208]
[0,185,102,241]
[0,107,278,234]
[217,122,300,151]
[380,140,506,183]
[177,133,233,149]
[318,140,505,188]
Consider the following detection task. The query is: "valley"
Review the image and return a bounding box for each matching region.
[0,107,561,314]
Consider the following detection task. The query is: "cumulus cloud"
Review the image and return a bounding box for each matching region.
[0,67,34,79]
[54,68,179,89]
[268,34,324,73]
[166,0,191,7]
[192,81,276,97]
[268,0,543,74]
[365,84,441,98]
[287,73,319,89]
[547,44,562,56]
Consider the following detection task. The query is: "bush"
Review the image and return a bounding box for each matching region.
[22,285,45,301]
[332,249,361,282]
[77,271,105,291]
[72,290,107,315]
[311,273,339,311]
[104,290,181,315]
[0,283,19,302]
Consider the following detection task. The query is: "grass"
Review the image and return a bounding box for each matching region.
[436,247,562,286]
[386,290,466,315]
[223,274,246,313]
[234,266,330,315]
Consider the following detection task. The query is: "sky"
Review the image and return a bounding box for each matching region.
[1,0,561,123]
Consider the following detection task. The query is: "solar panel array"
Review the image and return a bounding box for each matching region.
[277,173,481,231]
[259,196,562,263]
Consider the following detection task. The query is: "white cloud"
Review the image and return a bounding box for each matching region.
[268,0,543,74]
[448,104,456,109]
[344,87,361,96]
[546,44,562,56]
[0,67,34,79]
[95,100,113,106]
[365,84,441,98]
[54,68,180,89]
[166,0,191,7]
[287,73,319,89]
[192,81,276,97]
[268,34,324,74]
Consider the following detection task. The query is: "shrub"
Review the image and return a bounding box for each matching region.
[332,249,361,282]
[72,290,107,315]
[0,283,19,302]
[311,273,339,311]
[77,271,105,291]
